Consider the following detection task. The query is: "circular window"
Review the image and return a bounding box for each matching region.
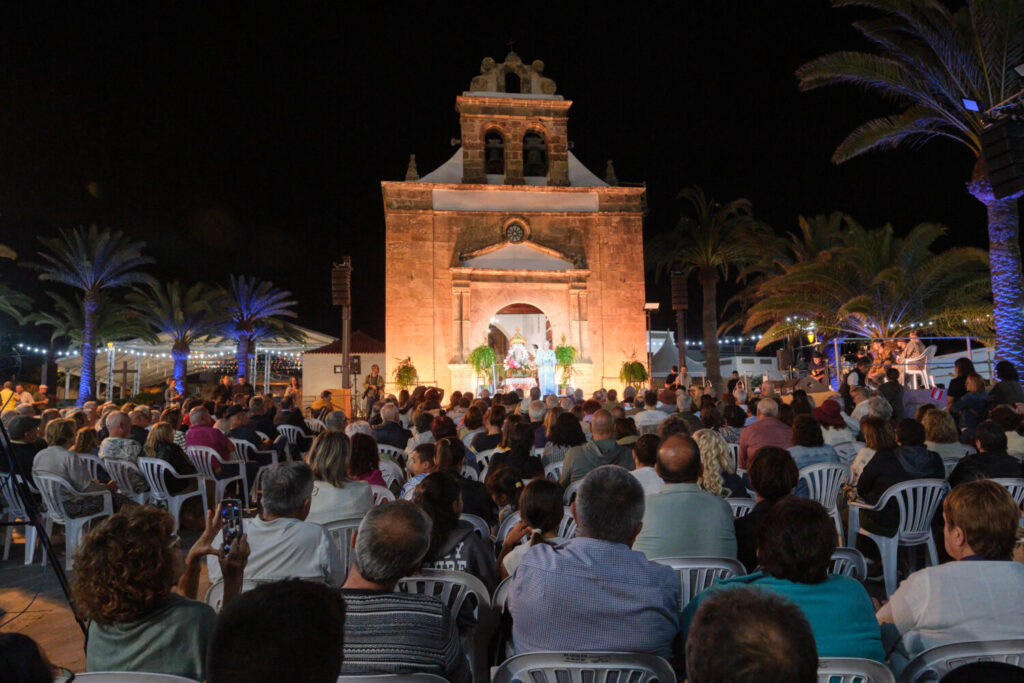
[505,222,526,243]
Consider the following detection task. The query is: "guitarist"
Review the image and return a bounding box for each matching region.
[362,364,385,418]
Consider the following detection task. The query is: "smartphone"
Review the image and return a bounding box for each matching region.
[220,499,243,554]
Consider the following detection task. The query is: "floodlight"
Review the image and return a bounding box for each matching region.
[643,302,660,311]
[962,98,980,112]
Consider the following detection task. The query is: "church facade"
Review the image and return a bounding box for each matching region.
[380,52,647,394]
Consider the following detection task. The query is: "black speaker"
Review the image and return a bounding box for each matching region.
[331,258,352,307]
[982,119,1024,200]
[776,349,793,371]
[670,269,688,311]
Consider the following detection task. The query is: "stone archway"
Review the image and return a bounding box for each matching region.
[491,302,552,356]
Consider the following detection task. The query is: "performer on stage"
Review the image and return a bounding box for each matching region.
[536,341,557,397]
[362,364,384,418]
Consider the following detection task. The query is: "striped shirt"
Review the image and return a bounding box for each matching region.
[339,589,471,683]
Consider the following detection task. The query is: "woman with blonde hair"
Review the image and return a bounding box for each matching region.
[922,409,974,471]
[305,430,372,525]
[144,422,198,495]
[692,428,745,497]
[72,426,100,455]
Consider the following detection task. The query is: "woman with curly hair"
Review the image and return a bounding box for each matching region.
[691,428,746,498]
[73,505,248,680]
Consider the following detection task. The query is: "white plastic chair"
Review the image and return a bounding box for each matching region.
[396,569,496,683]
[101,458,152,505]
[531,446,545,458]
[900,639,1024,683]
[727,443,740,470]
[563,479,582,505]
[335,675,448,683]
[0,473,48,564]
[203,578,273,612]
[80,454,105,481]
[277,423,305,446]
[230,439,279,502]
[186,445,248,507]
[491,576,515,659]
[828,547,868,581]
[475,448,498,480]
[799,463,851,542]
[378,458,405,489]
[848,479,949,596]
[138,457,208,533]
[324,516,363,571]
[904,345,937,390]
[254,430,270,442]
[460,513,491,539]
[652,556,746,608]
[728,497,755,518]
[306,417,327,433]
[33,473,113,570]
[371,484,395,504]
[492,652,676,683]
[56,673,200,682]
[544,462,562,482]
[496,508,576,546]
[461,463,479,481]
[816,657,895,683]
[992,478,1024,507]
[378,444,406,464]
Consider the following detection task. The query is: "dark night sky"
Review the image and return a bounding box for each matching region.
[0,1,1006,349]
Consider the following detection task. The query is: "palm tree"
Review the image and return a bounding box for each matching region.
[743,217,992,345]
[0,243,31,322]
[797,0,1024,365]
[30,226,154,405]
[223,275,302,379]
[128,281,225,394]
[27,291,157,347]
[646,186,770,393]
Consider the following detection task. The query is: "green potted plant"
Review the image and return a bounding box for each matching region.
[392,357,418,392]
[619,351,649,391]
[466,342,496,392]
[554,336,578,392]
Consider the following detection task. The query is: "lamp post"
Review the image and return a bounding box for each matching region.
[644,302,660,387]
[670,267,688,381]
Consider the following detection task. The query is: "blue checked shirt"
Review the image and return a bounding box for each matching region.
[508,537,681,659]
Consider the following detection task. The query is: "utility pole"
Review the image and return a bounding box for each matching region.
[332,258,353,414]
[671,266,688,378]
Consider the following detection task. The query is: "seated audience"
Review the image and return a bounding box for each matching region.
[879,367,905,421]
[922,409,974,469]
[339,502,470,683]
[33,418,123,515]
[225,405,262,448]
[498,479,564,579]
[684,497,885,662]
[558,410,632,487]
[143,421,198,495]
[949,372,989,442]
[98,411,149,493]
[207,579,345,683]
[128,407,150,446]
[0,632,58,683]
[814,398,858,454]
[734,446,799,572]
[855,419,944,536]
[633,434,736,560]
[738,398,791,470]
[470,405,505,454]
[406,410,437,455]
[413,472,498,591]
[630,433,664,496]
[485,465,524,524]
[542,411,586,466]
[73,426,101,456]
[528,399,548,447]
[324,409,348,433]
[614,416,639,446]
[692,428,745,497]
[74,505,248,680]
[948,420,1024,487]
[990,404,1024,459]
[851,417,897,483]
[435,436,496,525]
[305,431,373,524]
[373,402,412,449]
[401,442,437,498]
[788,414,840,497]
[686,588,819,683]
[273,396,313,451]
[348,432,388,488]
[247,396,277,439]
[878,480,1024,673]
[989,360,1024,407]
[309,390,334,421]
[207,462,343,585]
[720,404,745,444]
[184,406,234,460]
[633,390,669,434]
[489,422,543,479]
[459,405,485,450]
[508,465,680,658]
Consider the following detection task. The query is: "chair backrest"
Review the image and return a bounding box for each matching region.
[31,474,74,525]
[492,575,512,612]
[799,463,851,510]
[277,424,303,444]
[544,462,562,482]
[58,673,202,682]
[231,438,255,461]
[728,497,756,519]
[558,506,578,538]
[492,651,676,683]
[727,443,740,470]
[203,578,273,612]
[79,454,104,480]
[460,513,491,539]
[877,479,949,541]
[461,463,479,481]
[531,446,545,458]
[829,547,868,581]
[497,506,577,546]
[254,430,270,442]
[652,556,746,607]
[378,458,405,488]
[378,444,405,463]
[0,473,29,518]
[396,568,491,625]
[370,485,395,505]
[306,418,326,433]
[832,442,863,466]
[992,478,1024,507]
[185,445,229,480]
[496,511,522,546]
[816,657,895,683]
[324,516,364,570]
[137,457,178,501]
[563,479,582,505]
[335,675,449,683]
[102,458,145,496]
[900,639,1024,683]
[475,448,498,469]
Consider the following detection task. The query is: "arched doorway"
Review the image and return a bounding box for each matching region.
[490,303,552,355]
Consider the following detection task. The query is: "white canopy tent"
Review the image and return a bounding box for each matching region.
[56,325,336,401]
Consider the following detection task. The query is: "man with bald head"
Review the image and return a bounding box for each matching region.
[559,409,633,487]
[632,434,737,560]
[99,411,150,492]
[185,405,235,460]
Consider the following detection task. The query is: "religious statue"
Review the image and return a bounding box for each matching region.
[536,340,557,397]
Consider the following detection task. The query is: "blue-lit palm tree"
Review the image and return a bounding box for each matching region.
[222,275,302,379]
[128,281,225,394]
[797,0,1024,365]
[30,226,154,405]
[28,291,157,348]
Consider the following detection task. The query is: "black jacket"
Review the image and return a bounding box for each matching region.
[857,445,944,530]
[373,421,412,450]
[948,449,1024,488]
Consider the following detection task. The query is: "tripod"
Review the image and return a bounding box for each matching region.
[0,393,88,639]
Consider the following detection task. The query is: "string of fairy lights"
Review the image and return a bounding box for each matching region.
[13,342,304,370]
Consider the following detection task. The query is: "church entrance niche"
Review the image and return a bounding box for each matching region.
[491,303,552,354]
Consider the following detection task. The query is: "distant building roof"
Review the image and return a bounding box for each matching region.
[307,330,384,355]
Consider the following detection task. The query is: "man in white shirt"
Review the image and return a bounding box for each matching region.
[877,480,1024,674]
[633,391,668,434]
[630,434,663,496]
[208,461,344,586]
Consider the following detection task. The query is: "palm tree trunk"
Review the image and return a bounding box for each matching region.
[78,291,98,406]
[699,266,723,394]
[968,159,1024,367]
[236,336,250,379]
[172,345,189,395]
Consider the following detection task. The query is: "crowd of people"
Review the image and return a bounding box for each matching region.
[2,358,1024,682]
